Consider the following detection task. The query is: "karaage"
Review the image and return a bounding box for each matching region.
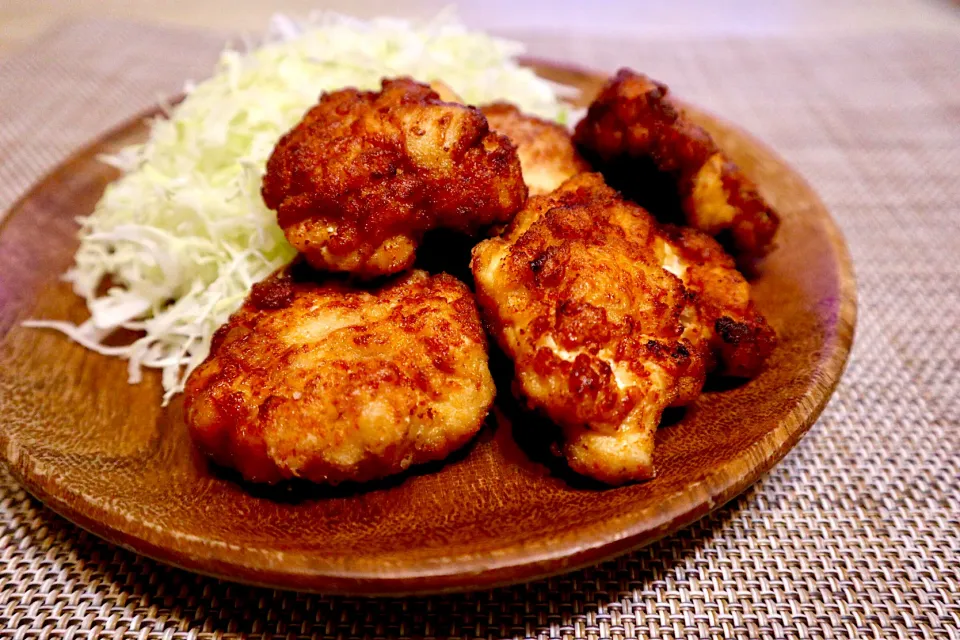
[481,103,589,196]
[574,69,780,262]
[262,78,526,278]
[471,173,707,484]
[184,266,495,484]
[658,225,777,378]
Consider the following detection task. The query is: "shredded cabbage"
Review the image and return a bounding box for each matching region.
[24,11,579,404]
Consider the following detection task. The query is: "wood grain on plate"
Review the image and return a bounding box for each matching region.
[0,61,855,595]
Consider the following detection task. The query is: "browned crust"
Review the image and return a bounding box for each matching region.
[481,103,590,196]
[262,78,526,277]
[660,224,777,377]
[184,266,494,485]
[574,69,780,261]
[471,174,709,484]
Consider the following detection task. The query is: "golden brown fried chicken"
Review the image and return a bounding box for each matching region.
[658,225,776,378]
[481,103,590,196]
[184,266,495,485]
[472,173,708,484]
[261,78,526,278]
[574,69,780,262]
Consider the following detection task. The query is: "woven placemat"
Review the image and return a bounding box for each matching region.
[1,18,959,639]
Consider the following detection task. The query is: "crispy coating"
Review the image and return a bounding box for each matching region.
[262,78,526,278]
[659,225,777,377]
[184,267,495,485]
[481,103,590,196]
[574,69,780,262]
[472,173,708,484]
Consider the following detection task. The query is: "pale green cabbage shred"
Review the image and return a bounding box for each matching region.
[25,11,579,404]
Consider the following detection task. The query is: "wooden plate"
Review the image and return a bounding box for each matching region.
[0,60,855,595]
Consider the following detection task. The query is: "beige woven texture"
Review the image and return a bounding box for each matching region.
[1,19,959,640]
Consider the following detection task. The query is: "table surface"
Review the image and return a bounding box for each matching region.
[1,2,959,638]
[2,0,960,55]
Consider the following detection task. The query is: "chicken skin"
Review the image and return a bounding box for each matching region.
[262,78,526,278]
[574,69,780,263]
[184,266,495,485]
[481,103,590,196]
[472,173,708,484]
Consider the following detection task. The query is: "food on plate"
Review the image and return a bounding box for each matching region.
[184,266,494,484]
[481,103,590,196]
[26,6,783,488]
[658,225,776,377]
[262,78,526,278]
[471,173,709,484]
[574,68,780,262]
[39,12,576,404]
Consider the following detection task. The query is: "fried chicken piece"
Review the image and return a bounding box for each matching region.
[574,69,780,262]
[472,173,708,484]
[481,103,590,196]
[261,78,526,278]
[658,225,777,378]
[184,266,495,485]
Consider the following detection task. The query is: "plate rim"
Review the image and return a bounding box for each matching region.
[0,58,857,595]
